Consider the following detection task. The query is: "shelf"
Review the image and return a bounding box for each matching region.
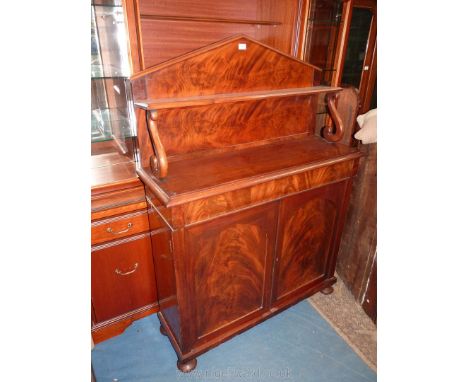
[92,2,122,8]
[134,86,341,111]
[307,19,341,26]
[139,135,361,207]
[91,75,129,80]
[140,14,282,26]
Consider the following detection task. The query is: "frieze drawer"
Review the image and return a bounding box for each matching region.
[91,210,149,245]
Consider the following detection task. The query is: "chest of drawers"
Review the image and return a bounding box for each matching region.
[91,184,158,343]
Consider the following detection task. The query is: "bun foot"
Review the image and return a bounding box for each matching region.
[320,286,334,295]
[177,358,197,373]
[159,324,168,337]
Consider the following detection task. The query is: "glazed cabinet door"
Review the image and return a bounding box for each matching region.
[272,182,347,304]
[184,203,278,346]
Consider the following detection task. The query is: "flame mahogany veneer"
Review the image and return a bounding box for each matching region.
[130,35,362,372]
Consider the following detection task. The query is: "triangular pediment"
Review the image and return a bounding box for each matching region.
[131,35,321,99]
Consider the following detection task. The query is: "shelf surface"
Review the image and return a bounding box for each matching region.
[142,135,361,206]
[91,152,139,194]
[134,86,341,110]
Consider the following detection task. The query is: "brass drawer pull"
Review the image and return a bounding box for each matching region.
[106,222,133,235]
[115,262,139,276]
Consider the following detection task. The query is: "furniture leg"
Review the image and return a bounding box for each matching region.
[177,358,197,373]
[159,324,168,337]
[320,286,334,295]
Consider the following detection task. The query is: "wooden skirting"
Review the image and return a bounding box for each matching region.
[92,303,159,344]
[336,143,377,323]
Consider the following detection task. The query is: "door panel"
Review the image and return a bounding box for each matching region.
[185,203,277,341]
[273,182,346,302]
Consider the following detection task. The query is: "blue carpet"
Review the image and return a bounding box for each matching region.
[92,300,376,382]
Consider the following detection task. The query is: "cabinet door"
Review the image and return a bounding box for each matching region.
[91,234,157,323]
[273,182,346,303]
[185,203,277,343]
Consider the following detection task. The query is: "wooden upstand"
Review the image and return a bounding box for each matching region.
[130,35,362,372]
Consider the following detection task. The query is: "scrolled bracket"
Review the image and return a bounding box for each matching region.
[146,110,168,179]
[323,92,344,143]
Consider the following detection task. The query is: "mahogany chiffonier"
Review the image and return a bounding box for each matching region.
[130,35,362,372]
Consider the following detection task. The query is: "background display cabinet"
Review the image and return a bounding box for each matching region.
[91,0,157,343]
[130,35,362,372]
[91,0,134,158]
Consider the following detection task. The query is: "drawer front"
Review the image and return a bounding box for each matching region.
[91,211,149,245]
[91,234,157,323]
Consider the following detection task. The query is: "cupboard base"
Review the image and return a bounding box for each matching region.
[158,276,337,370]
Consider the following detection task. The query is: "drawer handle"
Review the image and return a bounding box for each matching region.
[115,262,139,276]
[106,222,133,235]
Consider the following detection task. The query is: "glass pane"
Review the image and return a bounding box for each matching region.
[306,0,343,86]
[341,8,373,89]
[91,6,104,77]
[91,78,134,143]
[93,5,130,77]
[91,78,109,141]
[91,3,135,159]
[92,0,122,6]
